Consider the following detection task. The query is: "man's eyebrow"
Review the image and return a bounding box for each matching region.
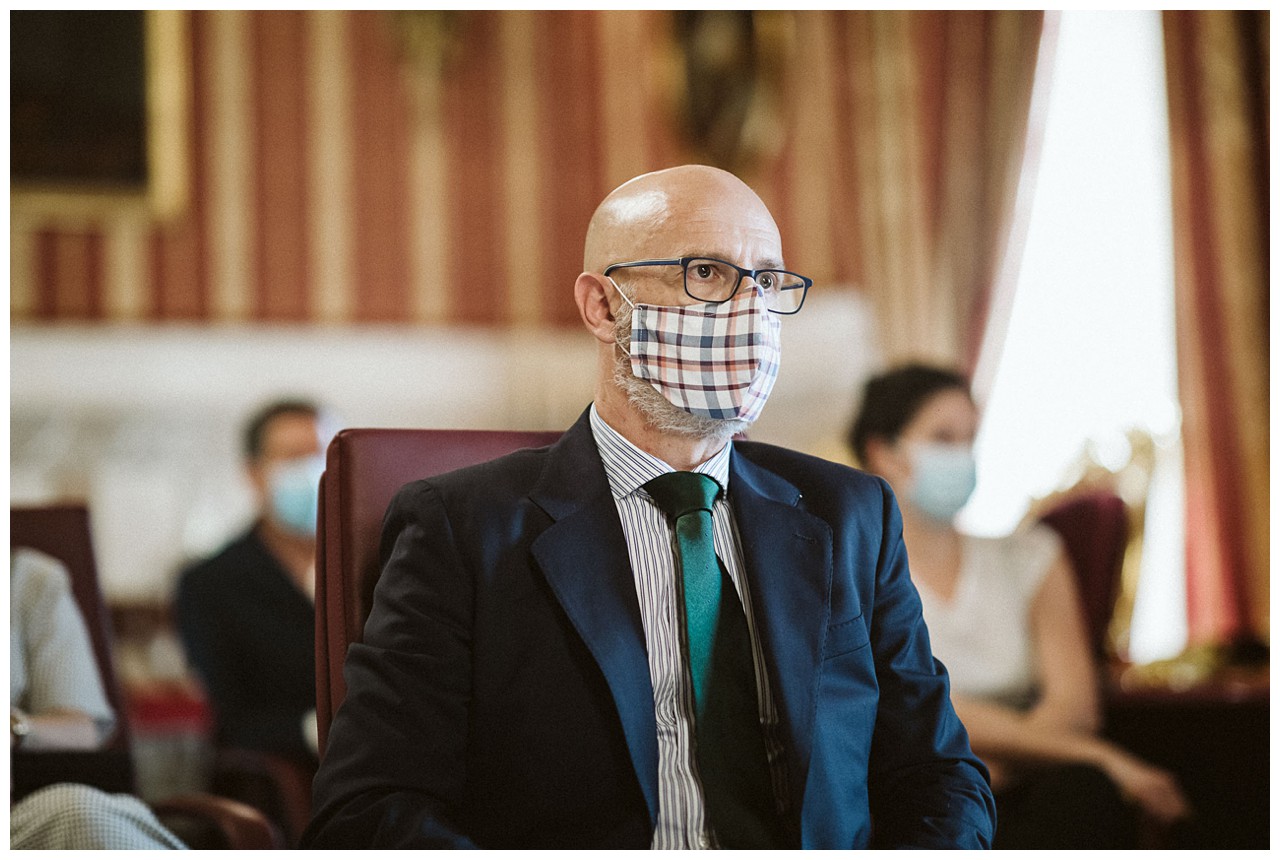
[679,251,787,270]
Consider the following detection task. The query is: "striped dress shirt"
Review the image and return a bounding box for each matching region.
[589,405,788,849]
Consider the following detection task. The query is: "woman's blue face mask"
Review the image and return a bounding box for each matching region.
[906,442,977,523]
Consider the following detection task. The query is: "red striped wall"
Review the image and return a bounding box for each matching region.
[349,15,408,323]
[12,11,922,327]
[253,10,310,321]
[444,11,506,327]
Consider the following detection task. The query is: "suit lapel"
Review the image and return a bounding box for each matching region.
[523,416,836,828]
[528,413,660,824]
[729,450,833,817]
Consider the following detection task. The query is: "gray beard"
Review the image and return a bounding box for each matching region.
[611,299,751,443]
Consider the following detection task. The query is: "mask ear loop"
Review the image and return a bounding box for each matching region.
[606,276,637,363]
[606,275,636,310]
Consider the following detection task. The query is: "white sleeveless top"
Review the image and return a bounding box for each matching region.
[915,525,1062,711]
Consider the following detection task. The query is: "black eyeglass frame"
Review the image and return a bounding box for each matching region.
[602,256,813,314]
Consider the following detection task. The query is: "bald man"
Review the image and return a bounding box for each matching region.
[304,166,995,849]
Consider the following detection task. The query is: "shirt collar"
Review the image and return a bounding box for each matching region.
[589,403,732,501]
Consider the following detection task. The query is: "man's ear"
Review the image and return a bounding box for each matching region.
[575,272,618,344]
[244,459,270,504]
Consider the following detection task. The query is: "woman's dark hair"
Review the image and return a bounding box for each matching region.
[847,364,971,465]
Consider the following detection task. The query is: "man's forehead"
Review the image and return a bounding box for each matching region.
[637,199,781,255]
[261,413,321,452]
[600,188,669,226]
[586,166,783,268]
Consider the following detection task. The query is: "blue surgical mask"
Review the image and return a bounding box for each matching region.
[907,443,977,523]
[268,455,325,537]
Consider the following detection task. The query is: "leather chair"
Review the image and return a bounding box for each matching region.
[1036,492,1179,848]
[1036,490,1129,662]
[10,504,284,849]
[207,746,314,849]
[315,428,561,752]
[10,505,135,797]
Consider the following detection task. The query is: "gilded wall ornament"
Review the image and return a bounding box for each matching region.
[662,11,795,174]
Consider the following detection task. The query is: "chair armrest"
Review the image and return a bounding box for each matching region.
[211,747,315,847]
[151,792,284,849]
[10,748,135,802]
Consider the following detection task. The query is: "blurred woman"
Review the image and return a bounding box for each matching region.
[11,547,185,849]
[849,364,1189,848]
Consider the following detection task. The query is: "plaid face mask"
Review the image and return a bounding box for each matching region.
[614,282,782,422]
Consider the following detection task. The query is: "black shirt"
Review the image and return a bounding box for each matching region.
[175,526,316,763]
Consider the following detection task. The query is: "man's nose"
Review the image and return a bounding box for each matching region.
[738,274,769,299]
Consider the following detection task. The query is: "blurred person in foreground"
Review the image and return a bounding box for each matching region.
[850,363,1191,847]
[11,547,185,849]
[175,399,332,767]
[304,165,995,849]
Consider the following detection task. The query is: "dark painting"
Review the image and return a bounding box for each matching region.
[11,11,148,188]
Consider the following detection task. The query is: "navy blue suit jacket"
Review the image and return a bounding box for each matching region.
[303,409,995,848]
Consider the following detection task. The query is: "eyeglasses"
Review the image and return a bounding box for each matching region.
[603,256,812,314]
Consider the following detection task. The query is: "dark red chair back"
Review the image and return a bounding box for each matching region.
[1038,491,1129,661]
[10,504,137,795]
[315,428,561,753]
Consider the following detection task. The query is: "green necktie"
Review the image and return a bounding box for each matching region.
[643,471,783,848]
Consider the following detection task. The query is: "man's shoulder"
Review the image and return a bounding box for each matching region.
[389,442,561,510]
[733,439,886,498]
[388,412,595,509]
[177,528,269,593]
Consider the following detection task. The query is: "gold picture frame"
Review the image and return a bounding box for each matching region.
[10,10,191,223]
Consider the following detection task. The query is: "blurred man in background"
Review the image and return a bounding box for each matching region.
[175,399,330,766]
